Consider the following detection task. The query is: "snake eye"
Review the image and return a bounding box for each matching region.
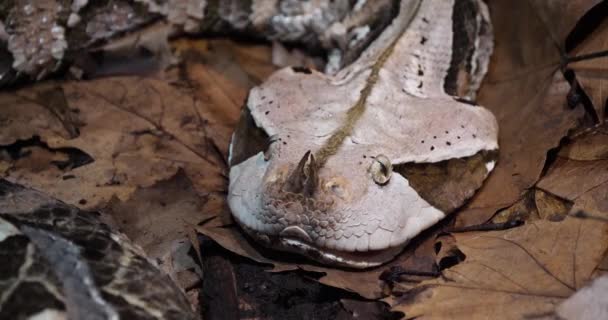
[370,154,392,185]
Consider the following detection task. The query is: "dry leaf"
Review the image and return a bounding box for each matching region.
[455,0,586,227]
[390,217,608,319]
[534,189,572,221]
[100,170,208,294]
[569,8,608,122]
[528,0,604,48]
[559,125,608,160]
[537,157,608,201]
[1,79,222,207]
[0,85,80,145]
[0,39,276,210]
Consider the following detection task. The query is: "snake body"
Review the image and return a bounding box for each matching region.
[0,180,197,319]
[0,0,396,85]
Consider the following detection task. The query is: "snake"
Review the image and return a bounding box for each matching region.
[0,0,498,317]
[0,179,197,319]
[227,0,498,269]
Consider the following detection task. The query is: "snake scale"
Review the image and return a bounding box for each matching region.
[0,0,498,318]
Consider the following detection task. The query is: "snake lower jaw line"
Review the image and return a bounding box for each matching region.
[239,223,410,269]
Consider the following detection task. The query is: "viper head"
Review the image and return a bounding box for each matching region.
[228,0,498,268]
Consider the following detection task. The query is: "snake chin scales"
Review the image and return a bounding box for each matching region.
[228,0,499,269]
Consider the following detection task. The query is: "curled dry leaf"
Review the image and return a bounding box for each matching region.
[538,151,608,225]
[389,216,608,319]
[539,124,608,206]
[455,0,586,227]
[492,189,572,224]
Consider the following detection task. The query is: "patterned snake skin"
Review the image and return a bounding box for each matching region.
[0,0,397,85]
[0,180,197,319]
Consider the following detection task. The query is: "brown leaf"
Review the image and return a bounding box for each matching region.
[559,124,608,160]
[0,85,79,145]
[455,0,586,227]
[596,252,608,277]
[390,217,608,319]
[1,78,223,207]
[534,189,572,221]
[528,0,603,48]
[571,181,608,221]
[569,11,608,122]
[537,157,608,201]
[0,38,276,208]
[491,190,539,223]
[101,171,209,276]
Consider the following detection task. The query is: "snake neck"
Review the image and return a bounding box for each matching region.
[312,10,413,168]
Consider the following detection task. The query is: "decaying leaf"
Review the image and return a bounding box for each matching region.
[455,0,586,227]
[537,157,608,201]
[559,124,608,160]
[1,79,221,207]
[389,216,608,319]
[528,0,604,49]
[101,171,207,283]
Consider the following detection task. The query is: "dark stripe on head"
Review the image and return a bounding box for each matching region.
[444,0,479,97]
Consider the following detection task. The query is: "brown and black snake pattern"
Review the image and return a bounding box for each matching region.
[0,180,197,320]
[0,0,399,86]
